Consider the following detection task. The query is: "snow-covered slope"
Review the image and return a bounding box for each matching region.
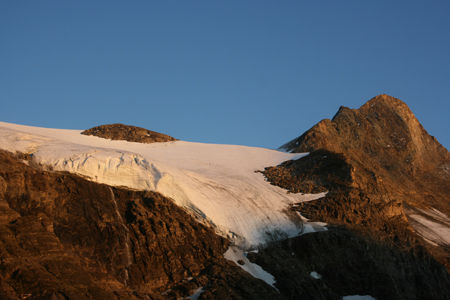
[0,121,326,248]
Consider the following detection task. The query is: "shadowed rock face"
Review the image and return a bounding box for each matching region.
[81,123,177,143]
[248,227,450,300]
[265,95,450,269]
[0,150,280,300]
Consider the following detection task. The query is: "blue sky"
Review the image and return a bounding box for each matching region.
[1,1,449,149]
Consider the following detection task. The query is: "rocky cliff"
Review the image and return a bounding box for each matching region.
[248,227,449,300]
[2,147,447,300]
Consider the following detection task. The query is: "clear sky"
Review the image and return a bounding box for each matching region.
[1,1,449,149]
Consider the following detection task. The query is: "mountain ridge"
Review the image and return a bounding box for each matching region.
[0,94,449,299]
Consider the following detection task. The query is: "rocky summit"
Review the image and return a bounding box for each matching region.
[81,123,177,143]
[0,95,449,299]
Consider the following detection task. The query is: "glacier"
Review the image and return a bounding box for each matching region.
[0,121,327,248]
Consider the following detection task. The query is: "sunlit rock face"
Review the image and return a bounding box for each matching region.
[270,94,450,269]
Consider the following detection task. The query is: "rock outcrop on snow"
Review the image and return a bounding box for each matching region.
[81,123,177,143]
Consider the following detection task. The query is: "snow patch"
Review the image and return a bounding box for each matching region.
[343,296,376,300]
[187,287,204,300]
[309,271,321,279]
[224,246,276,288]
[297,212,328,234]
[406,207,450,246]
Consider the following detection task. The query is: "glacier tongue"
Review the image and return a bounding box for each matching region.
[0,122,327,248]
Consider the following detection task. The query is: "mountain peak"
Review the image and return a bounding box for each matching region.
[280,93,449,209]
[361,94,415,117]
[275,95,450,268]
[284,95,448,164]
[366,93,402,103]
